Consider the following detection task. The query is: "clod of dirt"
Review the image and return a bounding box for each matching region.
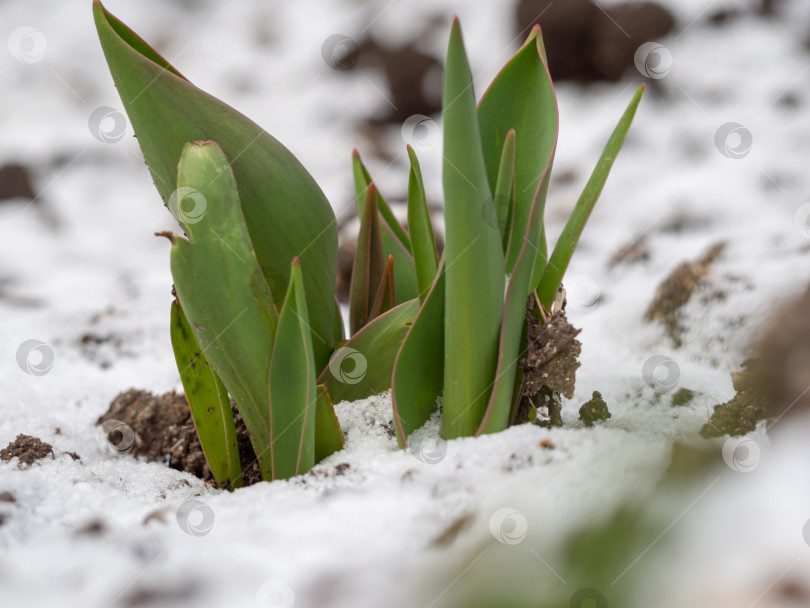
[702,285,810,437]
[0,492,15,503]
[670,388,695,407]
[518,297,582,427]
[356,35,442,125]
[644,242,725,345]
[0,434,54,466]
[97,389,262,487]
[119,583,196,608]
[578,391,611,427]
[608,237,649,267]
[755,285,810,417]
[430,512,475,547]
[0,163,36,201]
[75,520,106,536]
[515,0,675,83]
[700,363,773,438]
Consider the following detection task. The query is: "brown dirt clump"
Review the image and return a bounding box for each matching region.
[608,237,650,268]
[1,434,54,466]
[700,362,773,438]
[701,285,810,437]
[517,297,582,426]
[97,389,262,487]
[0,163,36,201]
[578,391,612,427]
[755,285,810,417]
[645,242,725,345]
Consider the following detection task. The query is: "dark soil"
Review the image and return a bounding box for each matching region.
[97,389,262,487]
[579,391,611,427]
[0,163,36,201]
[701,284,810,437]
[645,242,725,345]
[356,35,442,125]
[518,297,582,426]
[0,434,54,466]
[515,0,675,83]
[700,362,773,438]
[670,388,695,407]
[755,285,810,417]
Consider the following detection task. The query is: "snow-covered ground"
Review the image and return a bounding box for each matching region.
[2,0,810,606]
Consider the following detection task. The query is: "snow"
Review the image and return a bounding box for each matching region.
[2,0,810,606]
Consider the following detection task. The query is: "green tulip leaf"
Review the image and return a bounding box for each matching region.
[318,299,419,405]
[477,25,558,275]
[165,140,276,480]
[441,19,505,439]
[94,0,336,371]
[369,255,396,321]
[406,146,439,301]
[170,299,242,489]
[392,260,445,448]
[537,85,645,308]
[352,151,419,302]
[492,129,517,252]
[315,384,345,463]
[268,258,318,480]
[352,149,411,249]
[477,170,553,435]
[349,184,385,335]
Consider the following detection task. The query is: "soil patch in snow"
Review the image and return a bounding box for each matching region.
[97,389,263,487]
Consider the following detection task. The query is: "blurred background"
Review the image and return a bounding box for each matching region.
[2,0,810,607]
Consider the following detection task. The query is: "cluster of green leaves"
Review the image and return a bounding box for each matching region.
[392,22,643,445]
[94,0,641,487]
